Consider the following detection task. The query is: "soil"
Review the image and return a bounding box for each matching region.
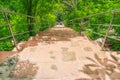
[0,51,18,62]
[0,25,119,80]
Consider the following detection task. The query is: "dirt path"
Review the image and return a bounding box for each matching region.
[3,25,117,80]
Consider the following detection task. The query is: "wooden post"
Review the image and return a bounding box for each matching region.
[79,18,84,35]
[4,13,19,51]
[36,18,40,33]
[101,13,114,50]
[79,18,89,35]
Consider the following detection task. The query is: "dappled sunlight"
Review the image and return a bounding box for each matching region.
[0,1,120,79]
[10,60,38,78]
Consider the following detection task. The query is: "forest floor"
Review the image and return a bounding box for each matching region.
[0,25,119,80]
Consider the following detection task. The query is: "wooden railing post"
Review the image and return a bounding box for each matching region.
[4,13,19,51]
[36,18,40,33]
[79,18,84,35]
[101,13,115,50]
[79,18,89,35]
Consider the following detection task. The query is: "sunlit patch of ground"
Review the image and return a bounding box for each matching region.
[0,25,118,80]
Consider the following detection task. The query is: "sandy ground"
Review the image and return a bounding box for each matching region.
[15,25,104,80]
[0,25,117,80]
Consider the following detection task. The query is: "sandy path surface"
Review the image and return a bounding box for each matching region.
[9,25,117,80]
[10,27,104,80]
[18,36,101,80]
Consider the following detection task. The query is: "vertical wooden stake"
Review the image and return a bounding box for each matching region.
[79,18,84,35]
[4,13,19,51]
[101,13,114,50]
[36,18,40,33]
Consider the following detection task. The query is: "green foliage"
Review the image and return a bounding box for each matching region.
[108,39,120,51]
[62,0,120,50]
[0,0,120,51]
[0,39,13,51]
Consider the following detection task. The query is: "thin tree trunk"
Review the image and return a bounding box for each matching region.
[27,0,33,36]
[27,0,39,35]
[32,0,39,27]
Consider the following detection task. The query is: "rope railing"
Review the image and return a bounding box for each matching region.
[0,22,52,42]
[0,22,52,41]
[0,30,37,41]
[0,22,51,27]
[1,9,120,51]
[0,10,54,51]
[4,12,19,50]
[82,9,120,19]
[69,9,120,22]
[90,24,120,27]
[85,29,120,41]
[0,10,35,18]
[75,9,120,50]
[0,23,36,27]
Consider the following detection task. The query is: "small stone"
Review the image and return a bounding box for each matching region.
[71,41,79,47]
[51,64,58,71]
[84,47,93,51]
[42,36,48,39]
[49,51,54,54]
[29,47,37,52]
[62,51,76,61]
[50,56,56,59]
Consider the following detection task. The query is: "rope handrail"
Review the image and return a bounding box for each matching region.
[0,10,36,48]
[0,22,51,27]
[85,29,120,41]
[90,24,120,27]
[69,9,120,22]
[0,30,36,41]
[0,9,120,51]
[0,23,36,27]
[82,9,120,18]
[0,10,35,18]
[74,10,120,50]
[0,21,54,41]
[69,23,120,27]
[0,9,55,51]
[0,10,51,22]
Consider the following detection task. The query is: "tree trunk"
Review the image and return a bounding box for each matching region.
[29,0,33,36]
[27,0,39,36]
[27,0,33,36]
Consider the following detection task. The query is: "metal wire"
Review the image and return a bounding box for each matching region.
[90,24,120,27]
[85,29,120,41]
[0,10,35,18]
[0,9,120,43]
[0,30,36,41]
[69,9,120,21]
[0,22,51,27]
